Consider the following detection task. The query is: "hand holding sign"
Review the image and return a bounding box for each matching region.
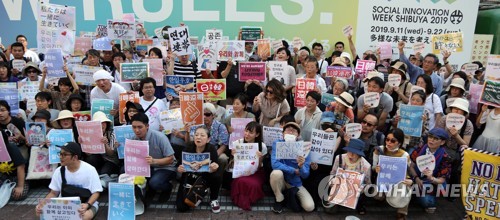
[345,123,362,139]
[364,92,380,108]
[416,154,435,172]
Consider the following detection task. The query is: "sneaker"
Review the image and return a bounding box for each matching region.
[272,201,284,214]
[211,200,221,213]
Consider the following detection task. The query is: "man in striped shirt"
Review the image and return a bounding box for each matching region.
[167,54,201,91]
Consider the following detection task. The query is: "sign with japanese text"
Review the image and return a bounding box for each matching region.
[432,32,463,54]
[239,62,266,82]
[159,108,184,135]
[47,129,74,164]
[275,141,304,160]
[376,155,407,192]
[179,92,204,126]
[168,26,192,55]
[74,37,92,56]
[196,79,226,101]
[326,66,352,78]
[119,92,140,124]
[91,99,114,122]
[124,139,150,177]
[165,76,195,97]
[479,80,500,108]
[120,63,149,83]
[107,19,136,41]
[0,83,18,116]
[388,74,402,87]
[354,60,376,79]
[73,65,101,85]
[233,143,259,178]
[398,104,424,137]
[310,129,337,165]
[37,3,76,55]
[143,58,163,85]
[295,78,317,107]
[182,152,210,172]
[471,34,494,67]
[76,121,105,154]
[484,55,500,81]
[114,125,135,159]
[257,39,271,58]
[92,37,112,51]
[268,61,289,86]
[26,122,46,146]
[363,92,380,108]
[40,197,81,220]
[346,123,362,139]
[216,41,246,61]
[108,183,135,220]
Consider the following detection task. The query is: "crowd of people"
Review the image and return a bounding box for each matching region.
[0,27,498,220]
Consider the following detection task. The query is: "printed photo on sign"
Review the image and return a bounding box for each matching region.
[26,122,46,146]
[182,152,210,172]
[165,76,195,98]
[346,123,362,139]
[329,168,364,209]
[119,92,140,124]
[257,39,271,58]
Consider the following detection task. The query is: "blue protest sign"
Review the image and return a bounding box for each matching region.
[165,76,194,98]
[376,155,407,192]
[108,183,135,220]
[91,99,114,122]
[0,83,19,116]
[321,92,335,106]
[182,152,210,172]
[397,104,424,137]
[47,129,74,164]
[114,125,135,159]
[45,48,65,78]
[93,37,112,51]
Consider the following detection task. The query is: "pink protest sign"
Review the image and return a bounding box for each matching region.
[379,42,392,60]
[295,78,317,107]
[0,138,11,162]
[76,121,105,154]
[143,58,164,85]
[239,62,266,82]
[229,118,254,149]
[124,139,150,177]
[326,66,352,78]
[355,60,376,79]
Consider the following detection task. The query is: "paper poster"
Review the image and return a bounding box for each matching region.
[239,62,266,82]
[257,39,271,58]
[119,92,140,124]
[114,125,135,160]
[342,25,353,37]
[73,111,91,121]
[66,56,83,73]
[26,122,46,146]
[229,118,254,149]
[310,129,337,165]
[376,155,407,192]
[468,83,483,114]
[363,92,380,108]
[45,48,65,79]
[413,42,426,54]
[108,183,135,220]
[91,99,114,122]
[206,29,223,42]
[135,20,145,39]
[120,63,149,83]
[179,92,204,126]
[182,152,210,172]
[354,60,376,79]
[159,108,184,135]
[271,40,283,53]
[26,99,37,113]
[479,80,500,108]
[329,168,364,209]
[471,34,494,67]
[196,79,226,101]
[168,26,192,55]
[165,76,195,97]
[398,104,425,137]
[233,143,259,178]
[73,65,102,85]
[461,148,500,220]
[463,63,479,76]
[0,137,11,162]
[74,37,92,56]
[107,19,136,41]
[76,121,105,154]
[268,61,289,85]
[275,141,304,160]
[197,42,217,71]
[388,74,402,87]
[432,32,463,54]
[37,3,76,55]
[17,81,39,101]
[484,55,500,81]
[143,58,164,85]
[295,78,317,107]
[96,24,108,37]
[378,42,392,60]
[93,37,112,51]
[11,60,26,72]
[40,197,81,220]
[292,37,303,49]
[216,41,246,61]
[124,139,150,177]
[263,126,283,147]
[47,129,74,164]
[240,26,262,41]
[326,66,352,78]
[446,112,466,130]
[0,83,19,116]
[346,123,362,139]
[321,93,335,106]
[416,154,435,172]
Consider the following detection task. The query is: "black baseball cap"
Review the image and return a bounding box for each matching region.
[56,142,82,159]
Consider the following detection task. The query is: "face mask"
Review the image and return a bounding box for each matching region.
[284,134,297,142]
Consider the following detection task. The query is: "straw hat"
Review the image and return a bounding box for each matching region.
[334,92,354,109]
[51,110,74,128]
[92,111,112,123]
[331,57,347,67]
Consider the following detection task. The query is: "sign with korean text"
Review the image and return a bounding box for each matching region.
[45,48,65,79]
[107,19,136,41]
[479,80,500,107]
[376,155,407,192]
[216,41,246,61]
[168,26,192,56]
[114,125,134,159]
[120,63,149,83]
[233,143,259,178]
[229,118,254,149]
[91,99,114,122]
[398,104,425,137]
[240,26,262,41]
[326,66,352,78]
[471,34,494,67]
[239,62,266,82]
[17,81,39,101]
[310,129,337,165]
[257,39,270,58]
[74,111,91,121]
[182,152,210,172]
[206,29,223,42]
[143,58,163,85]
[124,139,150,177]
[73,65,101,85]
[159,109,184,135]
[26,122,46,146]
[74,37,92,56]
[0,83,19,116]
[354,60,376,79]
[346,123,362,139]
[196,79,226,101]
[179,92,204,126]
[76,121,105,154]
[37,3,76,55]
[446,112,466,130]
[268,61,289,86]
[263,126,283,147]
[40,197,81,220]
[108,183,135,220]
[329,168,364,209]
[47,129,74,164]
[432,32,463,54]
[165,76,195,97]
[275,141,304,160]
[295,78,317,107]
[119,92,140,124]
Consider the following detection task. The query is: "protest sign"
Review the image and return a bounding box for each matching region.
[73,65,101,85]
[263,126,283,147]
[229,118,254,149]
[388,74,402,87]
[225,105,234,118]
[416,154,435,172]
[460,148,499,220]
[463,63,479,76]
[26,122,46,146]
[295,78,317,107]
[79,31,95,39]
[182,152,210,172]
[17,81,39,101]
[165,76,195,97]
[66,56,82,72]
[26,99,37,113]
[143,58,164,85]
[196,79,226,101]
[269,61,289,85]
[233,143,259,178]
[206,29,223,42]
[93,37,112,51]
[292,37,302,49]
[114,125,135,159]
[239,62,266,82]
[468,84,483,114]
[479,80,500,107]
[124,139,150,177]
[197,42,217,71]
[432,32,463,54]
[240,26,262,41]
[363,92,380,108]
[11,60,26,72]
[216,41,246,61]
[74,111,91,121]
[45,48,65,79]
[271,40,283,53]
[275,141,304,160]
[108,183,135,220]
[321,93,335,106]
[346,123,362,139]
[0,83,18,116]
[76,121,105,154]
[342,25,353,37]
[74,37,92,56]
[310,129,337,165]
[413,42,425,54]
[47,129,74,164]
[119,92,140,124]
[398,104,425,137]
[329,168,364,209]
[159,108,184,135]
[257,39,271,58]
[354,60,376,79]
[378,42,392,60]
[91,99,114,121]
[326,66,352,78]
[96,24,108,37]
[0,137,11,162]
[107,19,136,41]
[446,113,466,130]
[135,39,153,53]
[471,34,494,67]
[120,63,149,83]
[40,197,81,220]
[180,92,204,126]
[37,3,76,55]
[168,26,192,56]
[485,55,500,81]
[376,155,407,192]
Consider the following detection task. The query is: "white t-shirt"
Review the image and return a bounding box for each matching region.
[90,83,126,110]
[317,59,328,75]
[10,49,41,64]
[49,161,103,209]
[140,96,168,131]
[301,75,327,93]
[112,70,132,91]
[425,93,443,130]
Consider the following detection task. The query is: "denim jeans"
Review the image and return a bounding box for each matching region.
[148,169,176,192]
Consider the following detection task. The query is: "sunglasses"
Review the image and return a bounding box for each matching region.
[385,138,398,144]
[361,120,375,127]
[321,123,336,131]
[266,89,274,94]
[204,112,213,117]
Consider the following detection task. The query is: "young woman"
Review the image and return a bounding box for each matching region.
[416,74,443,130]
[223,93,255,133]
[230,122,267,210]
[440,77,466,112]
[252,79,290,127]
[51,110,79,142]
[274,47,296,111]
[123,101,145,125]
[0,62,18,82]
[176,126,221,213]
[66,94,86,112]
[39,65,79,110]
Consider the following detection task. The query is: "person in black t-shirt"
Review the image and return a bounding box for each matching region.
[0,130,28,201]
[0,100,27,158]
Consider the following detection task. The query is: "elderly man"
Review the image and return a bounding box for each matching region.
[90,69,126,119]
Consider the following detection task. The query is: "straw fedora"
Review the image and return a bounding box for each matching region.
[334,92,354,109]
[51,110,75,128]
[92,111,112,123]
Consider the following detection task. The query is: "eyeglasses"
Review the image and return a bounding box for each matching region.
[204,112,213,117]
[57,152,73,157]
[385,138,398,144]
[361,120,375,127]
[266,89,274,94]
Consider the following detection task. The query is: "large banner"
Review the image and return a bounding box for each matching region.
[461,148,500,220]
[356,0,480,69]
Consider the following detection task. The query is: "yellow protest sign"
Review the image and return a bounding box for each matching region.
[432,32,463,54]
